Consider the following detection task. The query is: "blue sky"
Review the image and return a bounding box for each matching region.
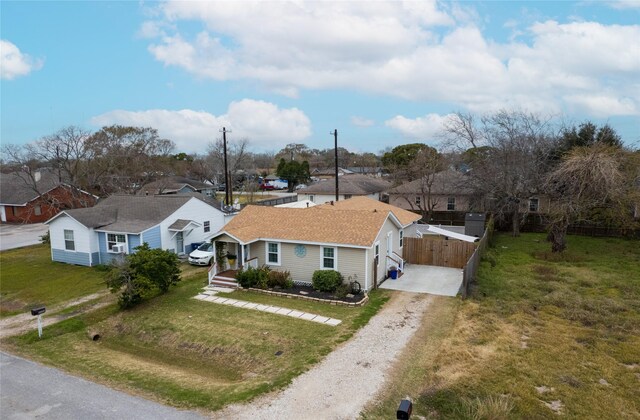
[1,1,638,154]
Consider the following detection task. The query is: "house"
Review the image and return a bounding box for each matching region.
[137,176,216,197]
[296,174,391,204]
[207,196,420,291]
[45,193,233,266]
[387,169,476,215]
[0,169,97,224]
[346,167,384,178]
[388,169,550,217]
[310,167,354,178]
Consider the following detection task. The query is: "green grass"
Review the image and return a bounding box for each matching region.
[2,272,390,411]
[0,244,106,317]
[362,233,640,419]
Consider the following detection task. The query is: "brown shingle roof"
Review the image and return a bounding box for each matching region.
[298,174,391,195]
[318,196,420,227]
[387,170,474,195]
[218,205,391,247]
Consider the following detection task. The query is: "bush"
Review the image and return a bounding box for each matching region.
[312,270,343,292]
[236,266,271,289]
[334,283,351,298]
[40,231,50,245]
[268,270,293,289]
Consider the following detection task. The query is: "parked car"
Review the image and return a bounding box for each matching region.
[188,242,214,266]
[217,183,226,191]
[260,183,275,191]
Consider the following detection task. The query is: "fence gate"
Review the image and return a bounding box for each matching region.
[403,237,476,269]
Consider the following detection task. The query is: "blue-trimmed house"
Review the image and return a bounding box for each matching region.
[45,193,233,266]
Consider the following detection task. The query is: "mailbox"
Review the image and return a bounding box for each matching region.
[31,306,46,316]
[397,399,412,420]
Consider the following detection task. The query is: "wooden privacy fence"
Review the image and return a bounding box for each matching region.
[461,217,494,298]
[403,237,476,269]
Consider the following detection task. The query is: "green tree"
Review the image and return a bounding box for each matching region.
[276,158,310,191]
[381,143,439,181]
[105,243,181,308]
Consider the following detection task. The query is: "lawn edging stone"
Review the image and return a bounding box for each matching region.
[242,287,369,307]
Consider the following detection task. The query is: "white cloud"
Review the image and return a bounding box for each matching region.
[0,40,43,80]
[90,99,311,152]
[385,113,453,140]
[351,116,375,127]
[606,1,640,9]
[142,2,640,117]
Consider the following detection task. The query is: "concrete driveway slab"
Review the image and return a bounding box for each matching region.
[380,264,463,296]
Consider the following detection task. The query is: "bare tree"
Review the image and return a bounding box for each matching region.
[544,144,626,252]
[206,137,251,187]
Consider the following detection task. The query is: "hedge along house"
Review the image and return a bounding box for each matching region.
[207,196,420,290]
[45,193,234,266]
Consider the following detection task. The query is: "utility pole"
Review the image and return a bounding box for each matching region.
[331,129,339,201]
[220,127,232,207]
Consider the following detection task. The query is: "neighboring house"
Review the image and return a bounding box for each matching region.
[310,167,354,178]
[387,170,476,216]
[0,169,97,224]
[46,193,233,266]
[137,176,216,197]
[388,169,551,217]
[208,196,420,291]
[346,167,384,178]
[297,174,391,204]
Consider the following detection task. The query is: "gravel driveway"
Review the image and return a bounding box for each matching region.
[0,223,48,251]
[215,291,434,419]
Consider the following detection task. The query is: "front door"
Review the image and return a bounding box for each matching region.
[176,232,184,254]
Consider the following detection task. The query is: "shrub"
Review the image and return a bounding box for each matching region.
[40,231,50,245]
[268,270,293,289]
[236,266,271,289]
[312,270,343,292]
[334,283,351,298]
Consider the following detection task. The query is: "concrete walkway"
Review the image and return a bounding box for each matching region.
[380,264,463,296]
[193,287,342,326]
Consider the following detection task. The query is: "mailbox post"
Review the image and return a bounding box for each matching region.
[31,306,46,338]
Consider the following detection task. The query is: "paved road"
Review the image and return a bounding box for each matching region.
[0,352,205,420]
[0,223,49,251]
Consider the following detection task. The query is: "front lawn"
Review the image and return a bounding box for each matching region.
[2,273,389,412]
[363,233,640,419]
[0,244,106,317]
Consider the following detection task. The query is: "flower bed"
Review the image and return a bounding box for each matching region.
[241,284,369,307]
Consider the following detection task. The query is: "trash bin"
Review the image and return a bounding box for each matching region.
[397,399,412,419]
[390,268,398,280]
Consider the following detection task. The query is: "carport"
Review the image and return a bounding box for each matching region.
[379,264,463,296]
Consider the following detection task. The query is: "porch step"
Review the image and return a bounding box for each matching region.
[209,277,239,288]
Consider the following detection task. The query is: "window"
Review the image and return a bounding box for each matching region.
[399,230,404,248]
[321,246,337,269]
[64,230,75,251]
[107,233,126,252]
[34,205,42,216]
[309,195,315,203]
[267,242,280,265]
[374,241,380,264]
[344,194,352,200]
[415,196,421,206]
[204,221,210,233]
[447,197,456,211]
[529,198,539,212]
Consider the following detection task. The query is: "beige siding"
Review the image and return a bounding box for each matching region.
[259,241,366,285]
[389,194,471,212]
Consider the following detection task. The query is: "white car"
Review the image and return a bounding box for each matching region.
[188,242,214,266]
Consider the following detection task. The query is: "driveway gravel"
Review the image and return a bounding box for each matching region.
[0,223,49,251]
[215,291,434,419]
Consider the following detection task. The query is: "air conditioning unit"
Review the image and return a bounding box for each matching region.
[112,244,126,253]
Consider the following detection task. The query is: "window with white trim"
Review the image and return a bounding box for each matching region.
[374,241,380,263]
[64,230,75,251]
[399,230,404,248]
[321,246,337,269]
[204,221,210,233]
[309,195,315,203]
[34,205,42,216]
[529,198,539,212]
[415,196,421,206]
[267,242,280,265]
[447,197,456,211]
[107,233,127,252]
